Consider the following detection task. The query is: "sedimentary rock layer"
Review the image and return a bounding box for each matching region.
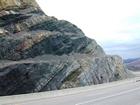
[0,0,133,96]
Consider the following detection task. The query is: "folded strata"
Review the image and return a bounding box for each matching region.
[0,0,133,96]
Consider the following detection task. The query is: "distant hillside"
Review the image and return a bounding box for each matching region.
[123,57,140,64]
[125,59,140,71]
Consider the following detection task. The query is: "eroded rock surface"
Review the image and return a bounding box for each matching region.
[0,0,133,96]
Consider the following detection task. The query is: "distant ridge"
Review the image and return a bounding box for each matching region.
[123,57,140,64]
[125,59,140,71]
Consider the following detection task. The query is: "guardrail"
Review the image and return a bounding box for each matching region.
[0,77,140,105]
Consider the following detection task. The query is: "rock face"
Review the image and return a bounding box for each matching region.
[0,0,39,10]
[0,0,133,96]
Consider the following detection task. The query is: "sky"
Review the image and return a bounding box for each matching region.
[36,0,140,59]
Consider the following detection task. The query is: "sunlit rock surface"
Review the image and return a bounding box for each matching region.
[0,0,133,96]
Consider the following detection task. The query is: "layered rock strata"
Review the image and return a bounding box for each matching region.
[0,0,133,96]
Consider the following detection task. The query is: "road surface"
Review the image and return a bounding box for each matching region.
[132,71,140,77]
[8,81,140,105]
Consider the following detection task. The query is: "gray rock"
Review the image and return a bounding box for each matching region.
[0,0,134,96]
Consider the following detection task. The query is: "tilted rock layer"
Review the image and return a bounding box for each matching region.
[0,0,133,96]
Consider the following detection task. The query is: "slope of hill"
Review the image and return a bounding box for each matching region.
[0,0,133,96]
[125,59,140,71]
[123,57,140,64]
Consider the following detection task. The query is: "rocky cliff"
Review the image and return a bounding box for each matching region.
[0,0,133,96]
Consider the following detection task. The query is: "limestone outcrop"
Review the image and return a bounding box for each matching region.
[0,0,133,96]
[0,0,39,10]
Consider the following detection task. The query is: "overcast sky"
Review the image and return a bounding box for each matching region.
[36,0,140,59]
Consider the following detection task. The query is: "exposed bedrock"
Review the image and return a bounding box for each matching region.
[0,0,133,96]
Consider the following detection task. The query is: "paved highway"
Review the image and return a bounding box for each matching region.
[132,71,140,77]
[8,81,140,105]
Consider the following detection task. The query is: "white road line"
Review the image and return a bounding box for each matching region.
[75,87,140,105]
[87,92,106,97]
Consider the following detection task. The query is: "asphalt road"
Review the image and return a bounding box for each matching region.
[9,81,140,105]
[132,71,140,77]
